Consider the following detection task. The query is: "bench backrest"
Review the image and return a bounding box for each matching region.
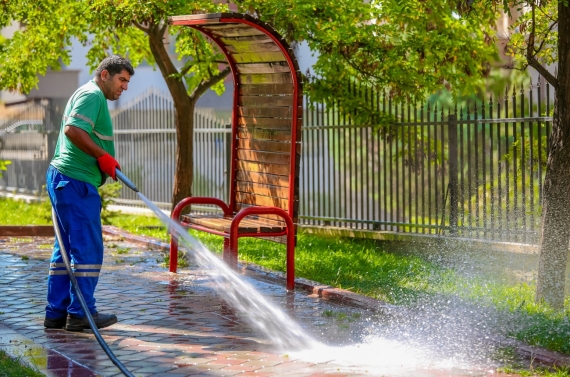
[170,13,303,226]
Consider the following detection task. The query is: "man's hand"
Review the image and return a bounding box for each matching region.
[97,153,121,180]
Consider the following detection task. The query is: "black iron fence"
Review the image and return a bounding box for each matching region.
[0,78,554,243]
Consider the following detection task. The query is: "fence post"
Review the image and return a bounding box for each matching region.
[447,114,459,235]
[225,123,232,202]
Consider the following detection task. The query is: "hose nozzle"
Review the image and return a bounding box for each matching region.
[116,170,139,192]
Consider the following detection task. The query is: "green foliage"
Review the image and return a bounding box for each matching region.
[0,350,43,377]
[237,0,501,122]
[98,182,121,225]
[0,0,228,96]
[0,160,11,178]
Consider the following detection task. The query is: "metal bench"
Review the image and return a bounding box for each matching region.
[168,12,302,290]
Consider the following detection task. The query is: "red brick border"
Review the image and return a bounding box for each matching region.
[0,226,54,237]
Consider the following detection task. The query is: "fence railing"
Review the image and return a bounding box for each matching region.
[0,79,554,243]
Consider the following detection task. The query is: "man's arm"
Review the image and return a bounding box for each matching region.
[64,125,120,180]
[64,125,106,158]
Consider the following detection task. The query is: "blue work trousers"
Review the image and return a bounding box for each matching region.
[45,165,103,319]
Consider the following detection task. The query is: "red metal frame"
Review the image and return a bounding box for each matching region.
[169,14,300,291]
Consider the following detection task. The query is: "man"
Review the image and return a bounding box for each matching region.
[44,55,134,332]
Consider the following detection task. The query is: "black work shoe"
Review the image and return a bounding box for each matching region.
[44,316,67,329]
[65,312,118,332]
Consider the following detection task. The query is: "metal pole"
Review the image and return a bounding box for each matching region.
[448,114,459,235]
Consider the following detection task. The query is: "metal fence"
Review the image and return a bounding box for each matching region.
[0,79,554,243]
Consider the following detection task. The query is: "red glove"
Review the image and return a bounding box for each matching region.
[97,153,121,180]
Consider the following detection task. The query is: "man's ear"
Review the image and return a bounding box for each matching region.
[100,70,110,81]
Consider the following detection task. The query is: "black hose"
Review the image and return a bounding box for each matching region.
[51,208,135,377]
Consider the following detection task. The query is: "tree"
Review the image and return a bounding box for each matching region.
[504,0,568,309]
[234,0,568,308]
[0,0,231,209]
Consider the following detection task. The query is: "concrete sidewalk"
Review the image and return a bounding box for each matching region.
[0,233,531,377]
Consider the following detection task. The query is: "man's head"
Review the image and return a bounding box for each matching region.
[94,55,135,101]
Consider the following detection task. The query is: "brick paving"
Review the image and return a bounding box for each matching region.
[0,235,523,377]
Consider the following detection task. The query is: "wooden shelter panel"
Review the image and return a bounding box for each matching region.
[238,106,291,118]
[236,160,290,177]
[236,181,289,199]
[182,214,285,234]
[237,138,292,153]
[236,192,288,210]
[238,73,293,85]
[236,150,290,165]
[231,52,287,63]
[236,170,290,187]
[226,43,282,53]
[239,84,294,95]
[236,63,291,74]
[201,26,266,38]
[237,117,297,129]
[238,128,292,142]
[239,95,293,107]
[220,35,274,45]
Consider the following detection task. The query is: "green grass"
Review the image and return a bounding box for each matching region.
[0,350,44,377]
[2,197,570,356]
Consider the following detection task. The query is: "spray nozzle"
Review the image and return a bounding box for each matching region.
[115,170,139,192]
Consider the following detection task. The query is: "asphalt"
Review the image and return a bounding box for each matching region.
[0,228,567,377]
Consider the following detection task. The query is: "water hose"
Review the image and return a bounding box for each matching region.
[51,181,135,377]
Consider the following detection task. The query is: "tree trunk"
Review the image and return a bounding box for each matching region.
[146,24,196,210]
[535,2,570,309]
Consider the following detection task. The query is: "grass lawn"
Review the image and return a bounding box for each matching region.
[0,350,43,377]
[2,197,570,366]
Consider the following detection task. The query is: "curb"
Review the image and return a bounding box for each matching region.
[101,225,570,369]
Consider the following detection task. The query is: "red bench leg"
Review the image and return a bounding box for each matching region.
[169,236,179,273]
[286,228,295,291]
[226,235,238,269]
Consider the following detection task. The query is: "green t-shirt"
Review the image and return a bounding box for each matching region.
[50,80,115,187]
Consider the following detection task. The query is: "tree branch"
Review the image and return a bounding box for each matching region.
[133,21,150,33]
[527,2,558,89]
[189,66,231,100]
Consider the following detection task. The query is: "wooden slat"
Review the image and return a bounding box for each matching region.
[226,43,281,53]
[183,214,285,233]
[238,106,291,118]
[231,51,287,63]
[237,138,291,153]
[236,192,288,209]
[239,84,294,95]
[236,63,290,74]
[237,149,290,165]
[239,73,292,85]
[221,35,274,44]
[239,95,293,107]
[198,23,245,30]
[236,160,290,176]
[238,117,294,129]
[238,128,292,142]
[234,203,298,222]
[236,181,289,199]
[236,170,290,187]
[207,27,266,38]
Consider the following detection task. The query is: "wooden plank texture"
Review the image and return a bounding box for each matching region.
[236,192,288,209]
[239,95,293,107]
[183,214,285,233]
[236,63,290,74]
[239,73,292,85]
[226,43,281,53]
[236,181,289,199]
[236,170,290,187]
[238,128,292,142]
[236,160,290,176]
[231,52,287,63]
[208,27,266,38]
[237,138,292,153]
[238,117,295,129]
[239,83,294,95]
[220,35,273,44]
[238,106,292,118]
[237,149,291,165]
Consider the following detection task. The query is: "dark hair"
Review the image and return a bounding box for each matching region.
[94,55,135,78]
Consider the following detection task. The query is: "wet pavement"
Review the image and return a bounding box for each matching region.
[0,234,524,377]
